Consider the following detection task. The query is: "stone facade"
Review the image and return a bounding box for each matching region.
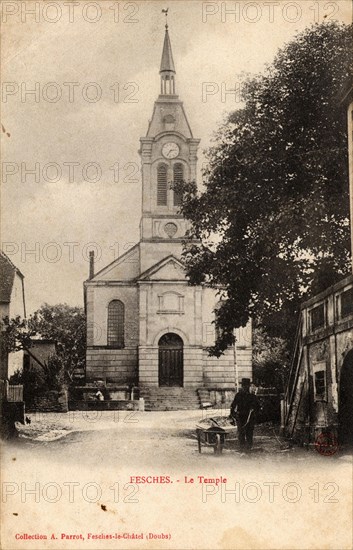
[84,26,252,405]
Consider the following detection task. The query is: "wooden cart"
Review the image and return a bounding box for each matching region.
[196,418,237,455]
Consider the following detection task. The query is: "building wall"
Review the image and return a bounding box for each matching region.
[307,338,337,428]
[86,348,138,385]
[202,349,236,388]
[86,277,252,389]
[139,241,183,274]
[284,274,353,442]
[8,273,25,318]
[138,346,204,387]
[1,273,25,380]
[138,281,205,387]
[139,282,202,347]
[8,351,24,378]
[26,342,56,369]
[86,284,139,384]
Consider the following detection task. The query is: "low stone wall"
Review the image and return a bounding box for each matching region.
[198,388,235,409]
[69,385,138,402]
[68,399,143,411]
[29,390,68,413]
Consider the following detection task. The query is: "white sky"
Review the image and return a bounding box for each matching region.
[1,0,352,314]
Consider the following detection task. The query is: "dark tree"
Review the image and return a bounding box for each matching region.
[28,303,86,381]
[2,303,86,382]
[252,326,289,393]
[176,22,352,356]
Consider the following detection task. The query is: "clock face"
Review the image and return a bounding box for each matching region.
[162,142,179,159]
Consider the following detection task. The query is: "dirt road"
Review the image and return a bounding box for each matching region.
[1,410,352,550]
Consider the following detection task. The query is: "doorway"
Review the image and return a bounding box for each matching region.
[158,333,183,387]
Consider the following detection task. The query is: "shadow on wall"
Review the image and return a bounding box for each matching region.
[339,348,353,445]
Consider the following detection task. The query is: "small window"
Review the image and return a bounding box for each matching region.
[107,300,124,347]
[340,287,353,318]
[157,164,168,206]
[309,303,325,332]
[314,370,326,401]
[173,163,184,206]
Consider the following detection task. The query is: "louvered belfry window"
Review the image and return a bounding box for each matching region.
[107,300,124,347]
[157,164,168,206]
[173,163,183,206]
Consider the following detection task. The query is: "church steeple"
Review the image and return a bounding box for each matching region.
[159,23,176,95]
[139,16,200,254]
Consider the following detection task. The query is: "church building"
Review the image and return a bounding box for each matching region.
[84,24,252,409]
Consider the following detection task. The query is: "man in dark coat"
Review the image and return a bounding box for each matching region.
[230,378,259,451]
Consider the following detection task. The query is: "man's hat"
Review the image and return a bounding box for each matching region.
[241,378,251,387]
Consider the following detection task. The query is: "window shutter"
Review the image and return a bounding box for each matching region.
[173,163,183,206]
[157,164,168,205]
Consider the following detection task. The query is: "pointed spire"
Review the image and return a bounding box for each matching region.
[160,25,175,74]
[159,14,176,95]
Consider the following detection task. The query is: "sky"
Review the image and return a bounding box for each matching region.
[1,0,352,314]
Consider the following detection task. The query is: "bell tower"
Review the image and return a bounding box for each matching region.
[139,21,200,272]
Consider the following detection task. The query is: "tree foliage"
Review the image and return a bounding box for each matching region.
[176,22,352,355]
[252,326,289,393]
[1,303,86,381]
[28,303,86,380]
[10,354,66,407]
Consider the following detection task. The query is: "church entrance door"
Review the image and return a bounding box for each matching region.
[339,349,353,445]
[158,333,183,387]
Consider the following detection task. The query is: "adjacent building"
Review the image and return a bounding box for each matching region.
[0,251,26,380]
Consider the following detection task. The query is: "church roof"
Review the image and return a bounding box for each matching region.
[137,255,185,281]
[160,26,175,73]
[85,243,140,283]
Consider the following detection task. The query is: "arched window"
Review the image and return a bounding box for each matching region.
[173,163,184,206]
[107,300,124,348]
[157,163,168,206]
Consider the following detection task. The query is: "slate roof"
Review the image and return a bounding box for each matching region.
[160,27,175,73]
[0,251,24,303]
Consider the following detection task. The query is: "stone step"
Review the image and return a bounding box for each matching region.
[141,390,198,394]
[145,405,199,407]
[140,387,201,411]
[144,404,200,411]
[145,400,200,407]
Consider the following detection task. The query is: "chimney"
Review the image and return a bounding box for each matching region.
[89,250,95,280]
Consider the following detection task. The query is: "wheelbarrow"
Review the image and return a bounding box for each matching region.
[196,418,237,455]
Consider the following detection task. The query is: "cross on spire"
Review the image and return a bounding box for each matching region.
[162,8,168,29]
